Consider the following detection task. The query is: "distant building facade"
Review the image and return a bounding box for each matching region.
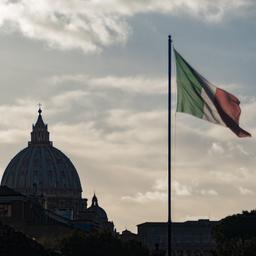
[138,220,216,255]
[0,108,114,240]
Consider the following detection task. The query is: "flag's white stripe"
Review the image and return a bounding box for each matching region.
[201,82,226,126]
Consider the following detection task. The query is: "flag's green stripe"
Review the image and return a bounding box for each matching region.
[175,50,204,119]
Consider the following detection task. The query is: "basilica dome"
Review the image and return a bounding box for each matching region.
[1,108,82,199]
[86,194,108,221]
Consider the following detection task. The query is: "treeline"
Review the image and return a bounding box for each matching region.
[58,231,149,256]
[0,222,149,256]
[2,209,256,256]
[0,221,58,256]
[212,210,256,256]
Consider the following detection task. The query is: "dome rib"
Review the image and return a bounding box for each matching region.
[54,147,82,193]
[27,146,36,194]
[46,146,59,190]
[18,147,31,190]
[40,146,48,192]
[3,148,28,190]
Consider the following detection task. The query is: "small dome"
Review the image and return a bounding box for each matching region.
[1,108,82,198]
[86,194,108,221]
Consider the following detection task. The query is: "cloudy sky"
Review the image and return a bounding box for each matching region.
[0,0,256,232]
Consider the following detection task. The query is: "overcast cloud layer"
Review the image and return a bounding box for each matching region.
[0,0,253,53]
[0,0,256,233]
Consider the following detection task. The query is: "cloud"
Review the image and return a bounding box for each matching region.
[0,0,252,53]
[121,191,167,203]
[121,178,167,203]
[211,171,244,183]
[208,142,224,155]
[153,178,167,191]
[0,100,36,128]
[0,72,256,232]
[49,74,167,95]
[51,90,89,108]
[238,187,254,195]
[227,142,250,156]
[238,167,250,178]
[173,181,191,196]
[0,0,130,53]
[0,99,40,144]
[200,189,218,196]
[0,129,26,144]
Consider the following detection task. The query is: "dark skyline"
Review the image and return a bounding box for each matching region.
[0,0,255,232]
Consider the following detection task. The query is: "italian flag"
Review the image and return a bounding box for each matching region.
[175,49,251,138]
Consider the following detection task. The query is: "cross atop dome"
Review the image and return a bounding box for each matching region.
[38,103,42,115]
[28,106,52,146]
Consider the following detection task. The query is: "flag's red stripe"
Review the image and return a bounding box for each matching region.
[214,88,251,138]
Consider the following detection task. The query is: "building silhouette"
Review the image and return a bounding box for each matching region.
[137,220,216,255]
[0,107,219,255]
[0,108,114,240]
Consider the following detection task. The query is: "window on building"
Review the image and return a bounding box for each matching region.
[0,204,12,217]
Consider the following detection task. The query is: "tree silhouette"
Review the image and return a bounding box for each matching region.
[59,231,149,256]
[0,221,58,256]
[213,210,256,256]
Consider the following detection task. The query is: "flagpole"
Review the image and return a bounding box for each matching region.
[168,35,172,256]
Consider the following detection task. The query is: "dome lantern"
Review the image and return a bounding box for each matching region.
[92,193,98,207]
[29,106,52,146]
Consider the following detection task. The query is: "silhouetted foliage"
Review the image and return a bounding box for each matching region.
[0,222,149,256]
[59,231,149,256]
[151,243,166,256]
[212,210,256,256]
[0,221,59,256]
